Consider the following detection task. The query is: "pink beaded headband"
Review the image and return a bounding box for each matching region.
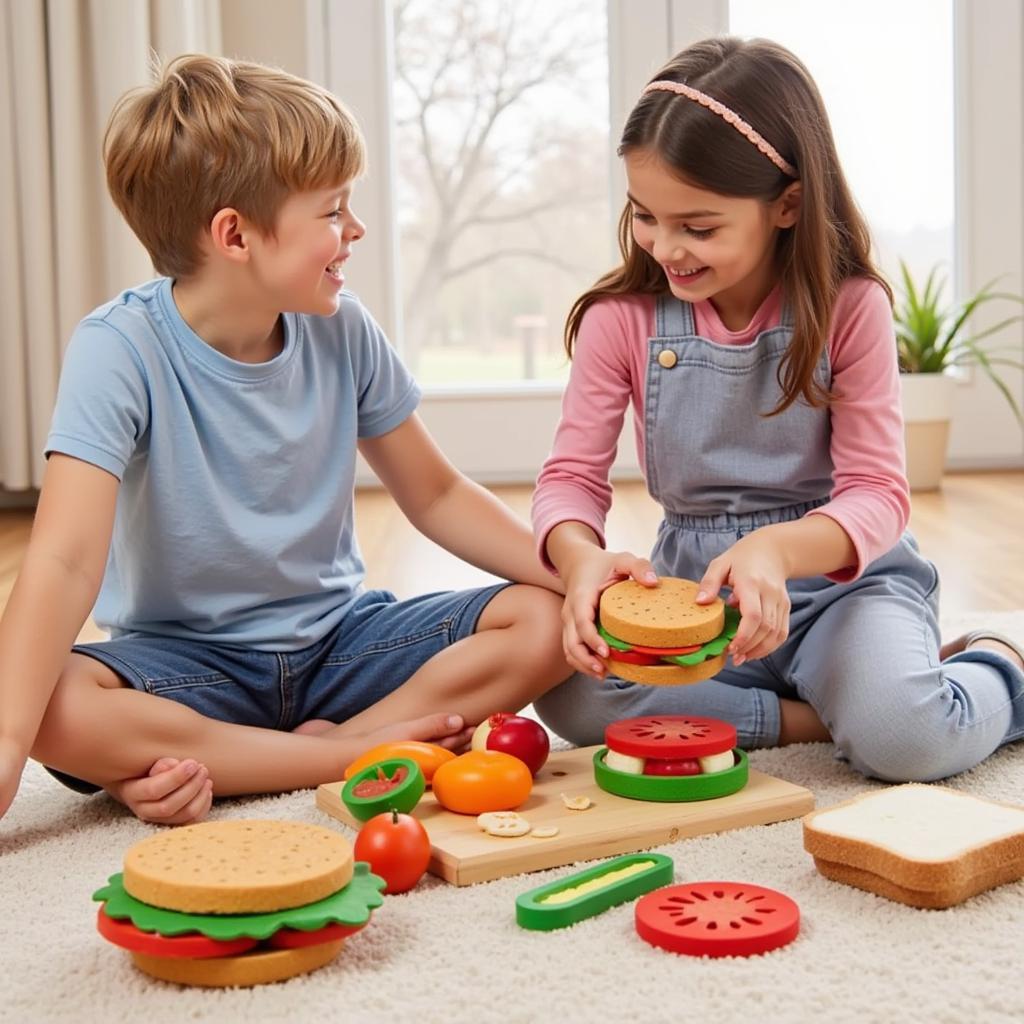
[642,80,798,178]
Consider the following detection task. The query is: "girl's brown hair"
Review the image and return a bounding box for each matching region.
[104,54,366,279]
[565,37,891,413]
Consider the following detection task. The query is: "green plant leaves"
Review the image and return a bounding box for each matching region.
[894,260,1023,423]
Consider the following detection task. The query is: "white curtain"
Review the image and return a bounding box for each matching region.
[0,0,222,491]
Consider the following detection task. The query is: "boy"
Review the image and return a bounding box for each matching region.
[0,55,571,826]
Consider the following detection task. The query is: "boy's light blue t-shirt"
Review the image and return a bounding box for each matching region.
[46,277,420,651]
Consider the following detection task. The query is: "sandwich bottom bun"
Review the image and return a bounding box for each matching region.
[607,653,726,686]
[131,939,345,988]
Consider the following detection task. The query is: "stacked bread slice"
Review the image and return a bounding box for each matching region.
[803,785,1024,909]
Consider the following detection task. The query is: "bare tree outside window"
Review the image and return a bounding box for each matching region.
[393,0,611,383]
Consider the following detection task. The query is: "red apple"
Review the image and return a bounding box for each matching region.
[471,713,550,776]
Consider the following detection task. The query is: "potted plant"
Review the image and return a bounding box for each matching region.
[894,260,1023,490]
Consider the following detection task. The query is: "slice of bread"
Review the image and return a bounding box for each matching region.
[803,785,1024,908]
[123,820,353,914]
[130,939,345,987]
[607,653,726,686]
[600,578,725,647]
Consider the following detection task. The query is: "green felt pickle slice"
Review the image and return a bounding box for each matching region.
[92,862,385,940]
[516,853,674,931]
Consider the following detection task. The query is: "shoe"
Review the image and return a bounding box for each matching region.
[940,630,1024,668]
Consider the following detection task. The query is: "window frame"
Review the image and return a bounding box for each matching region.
[319,0,1022,482]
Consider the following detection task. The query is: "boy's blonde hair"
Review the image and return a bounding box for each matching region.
[104,54,365,278]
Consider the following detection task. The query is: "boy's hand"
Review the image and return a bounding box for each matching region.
[697,531,791,666]
[106,758,213,826]
[0,739,27,821]
[561,549,658,677]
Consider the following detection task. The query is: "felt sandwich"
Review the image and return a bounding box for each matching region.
[598,577,738,685]
[593,715,748,801]
[803,785,1024,909]
[93,819,385,987]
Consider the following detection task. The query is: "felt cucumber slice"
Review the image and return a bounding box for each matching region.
[593,747,748,802]
[92,862,385,939]
[516,853,674,931]
[341,758,425,821]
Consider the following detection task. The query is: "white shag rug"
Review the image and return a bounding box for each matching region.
[3,611,1023,1024]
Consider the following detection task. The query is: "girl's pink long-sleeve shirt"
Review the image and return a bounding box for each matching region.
[532,277,910,582]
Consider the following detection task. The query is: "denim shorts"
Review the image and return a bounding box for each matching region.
[47,584,509,793]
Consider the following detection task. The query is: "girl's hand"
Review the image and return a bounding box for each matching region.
[106,757,213,826]
[561,549,658,677]
[697,531,791,666]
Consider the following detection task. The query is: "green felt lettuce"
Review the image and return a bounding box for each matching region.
[599,606,740,665]
[92,861,385,940]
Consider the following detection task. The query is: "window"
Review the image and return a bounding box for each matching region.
[391,0,612,384]
[729,0,956,294]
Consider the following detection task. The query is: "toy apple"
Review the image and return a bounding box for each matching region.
[471,713,549,776]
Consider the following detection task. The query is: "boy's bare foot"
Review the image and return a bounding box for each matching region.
[777,698,832,745]
[940,631,1024,671]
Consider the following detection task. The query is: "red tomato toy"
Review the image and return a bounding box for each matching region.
[353,810,431,895]
[431,749,533,814]
[643,758,701,776]
[471,713,550,776]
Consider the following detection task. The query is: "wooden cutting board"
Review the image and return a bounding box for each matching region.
[316,746,815,886]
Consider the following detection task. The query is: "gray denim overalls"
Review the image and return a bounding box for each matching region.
[535,294,1024,781]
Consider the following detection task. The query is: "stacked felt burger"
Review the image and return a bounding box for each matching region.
[598,578,738,685]
[594,715,748,801]
[92,819,384,987]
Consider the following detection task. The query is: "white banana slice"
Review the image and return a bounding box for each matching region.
[604,750,646,774]
[476,811,531,837]
[698,750,735,774]
[560,793,593,810]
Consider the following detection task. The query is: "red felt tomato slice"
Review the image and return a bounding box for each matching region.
[628,642,703,656]
[635,882,800,958]
[267,921,367,949]
[605,716,736,759]
[605,649,663,666]
[96,908,258,959]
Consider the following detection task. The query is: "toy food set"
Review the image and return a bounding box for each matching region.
[516,853,674,930]
[598,577,739,685]
[353,809,431,894]
[92,820,384,987]
[634,881,800,957]
[803,784,1024,909]
[318,744,814,885]
[594,716,748,801]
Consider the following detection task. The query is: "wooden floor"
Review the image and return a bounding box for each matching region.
[0,471,1021,644]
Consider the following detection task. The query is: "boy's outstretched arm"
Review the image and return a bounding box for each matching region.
[358,413,563,593]
[0,454,118,819]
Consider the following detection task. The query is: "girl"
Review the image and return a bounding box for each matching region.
[531,36,1024,782]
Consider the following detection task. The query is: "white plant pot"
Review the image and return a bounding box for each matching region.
[899,373,957,491]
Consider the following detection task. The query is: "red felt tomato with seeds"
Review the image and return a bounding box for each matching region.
[267,921,367,949]
[627,642,703,656]
[634,882,800,958]
[96,908,258,959]
[606,649,663,666]
[643,758,701,776]
[605,715,736,760]
[353,810,431,894]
